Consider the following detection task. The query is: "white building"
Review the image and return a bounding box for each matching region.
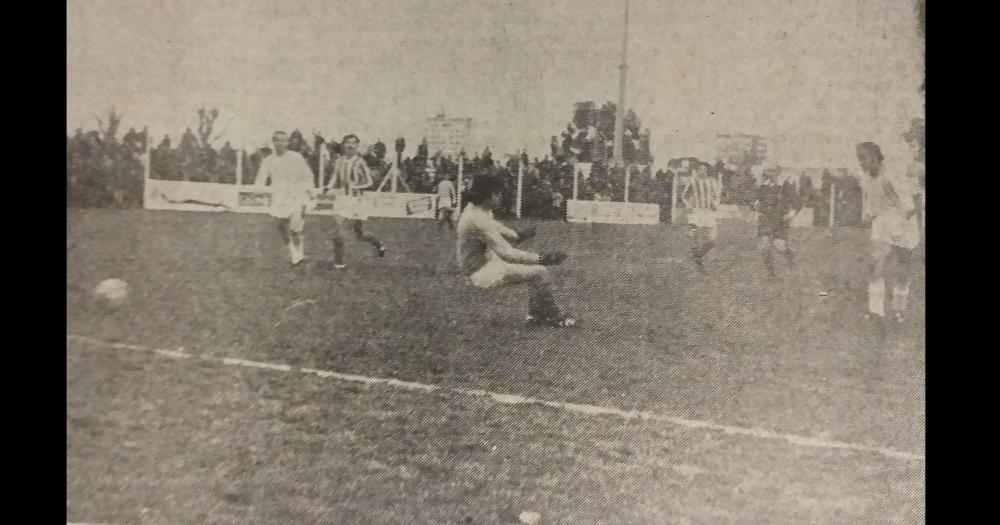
[426,114,473,157]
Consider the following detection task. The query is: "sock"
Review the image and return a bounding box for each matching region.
[287,240,297,262]
[529,285,561,321]
[892,282,910,313]
[762,249,774,275]
[868,279,886,317]
[333,238,345,265]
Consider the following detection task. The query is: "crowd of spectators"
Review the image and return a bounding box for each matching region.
[67,123,862,226]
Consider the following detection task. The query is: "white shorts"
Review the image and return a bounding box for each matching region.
[872,213,920,250]
[687,208,718,229]
[334,195,369,221]
[271,206,305,232]
[468,252,547,289]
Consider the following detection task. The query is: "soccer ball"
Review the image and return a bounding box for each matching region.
[94,278,129,309]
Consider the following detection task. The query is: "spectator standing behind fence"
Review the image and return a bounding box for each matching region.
[436,172,458,231]
[179,128,200,181]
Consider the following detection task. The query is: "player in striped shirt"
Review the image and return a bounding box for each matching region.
[754,164,800,277]
[436,172,458,231]
[857,141,922,329]
[682,163,722,272]
[322,134,386,269]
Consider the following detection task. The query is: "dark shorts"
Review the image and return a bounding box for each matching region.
[757,216,788,240]
[891,244,913,265]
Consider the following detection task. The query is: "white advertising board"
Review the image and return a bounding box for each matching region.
[143,179,437,219]
[566,199,660,225]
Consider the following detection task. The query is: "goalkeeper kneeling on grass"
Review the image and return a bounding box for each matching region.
[457,173,577,328]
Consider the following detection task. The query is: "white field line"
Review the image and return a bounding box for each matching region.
[67,334,924,463]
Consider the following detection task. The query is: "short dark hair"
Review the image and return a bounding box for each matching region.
[342,134,360,145]
[856,142,884,162]
[467,173,501,205]
[273,130,288,138]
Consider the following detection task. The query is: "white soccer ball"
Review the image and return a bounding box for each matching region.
[94,278,129,308]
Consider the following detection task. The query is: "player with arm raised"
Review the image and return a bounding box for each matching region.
[259,130,315,266]
[753,163,800,278]
[323,134,386,269]
[457,173,577,328]
[683,162,722,272]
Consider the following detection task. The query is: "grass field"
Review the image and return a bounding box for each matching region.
[67,208,924,524]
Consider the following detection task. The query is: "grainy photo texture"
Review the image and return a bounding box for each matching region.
[67,0,925,523]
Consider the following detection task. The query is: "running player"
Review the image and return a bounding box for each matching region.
[323,134,386,269]
[903,118,925,248]
[257,130,316,266]
[753,163,800,277]
[436,172,458,231]
[457,173,577,328]
[682,162,722,272]
[857,141,921,331]
[894,123,925,323]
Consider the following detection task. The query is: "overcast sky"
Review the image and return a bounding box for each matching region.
[68,0,923,167]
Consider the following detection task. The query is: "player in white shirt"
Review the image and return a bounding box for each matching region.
[857,141,922,328]
[258,131,316,266]
[682,163,722,272]
[436,173,458,231]
[323,134,386,269]
[457,174,577,328]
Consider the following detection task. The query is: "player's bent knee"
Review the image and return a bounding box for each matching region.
[530,265,552,283]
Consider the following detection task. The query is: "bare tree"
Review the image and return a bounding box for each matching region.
[94,107,123,144]
[197,106,220,147]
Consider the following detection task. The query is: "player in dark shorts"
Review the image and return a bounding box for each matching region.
[754,164,801,277]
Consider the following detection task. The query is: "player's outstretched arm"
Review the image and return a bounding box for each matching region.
[483,230,542,265]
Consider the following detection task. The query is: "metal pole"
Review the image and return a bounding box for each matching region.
[611,0,629,169]
[142,126,151,181]
[516,151,525,218]
[390,150,398,193]
[142,126,151,206]
[624,165,631,202]
[235,145,243,188]
[317,144,325,189]
[457,149,464,210]
[573,165,579,200]
[829,181,836,228]
[671,170,679,224]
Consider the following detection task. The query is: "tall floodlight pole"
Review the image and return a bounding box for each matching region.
[611,0,630,170]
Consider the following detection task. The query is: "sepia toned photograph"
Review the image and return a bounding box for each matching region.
[67,0,925,523]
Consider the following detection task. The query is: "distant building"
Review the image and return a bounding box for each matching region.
[716,134,767,168]
[426,114,473,157]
